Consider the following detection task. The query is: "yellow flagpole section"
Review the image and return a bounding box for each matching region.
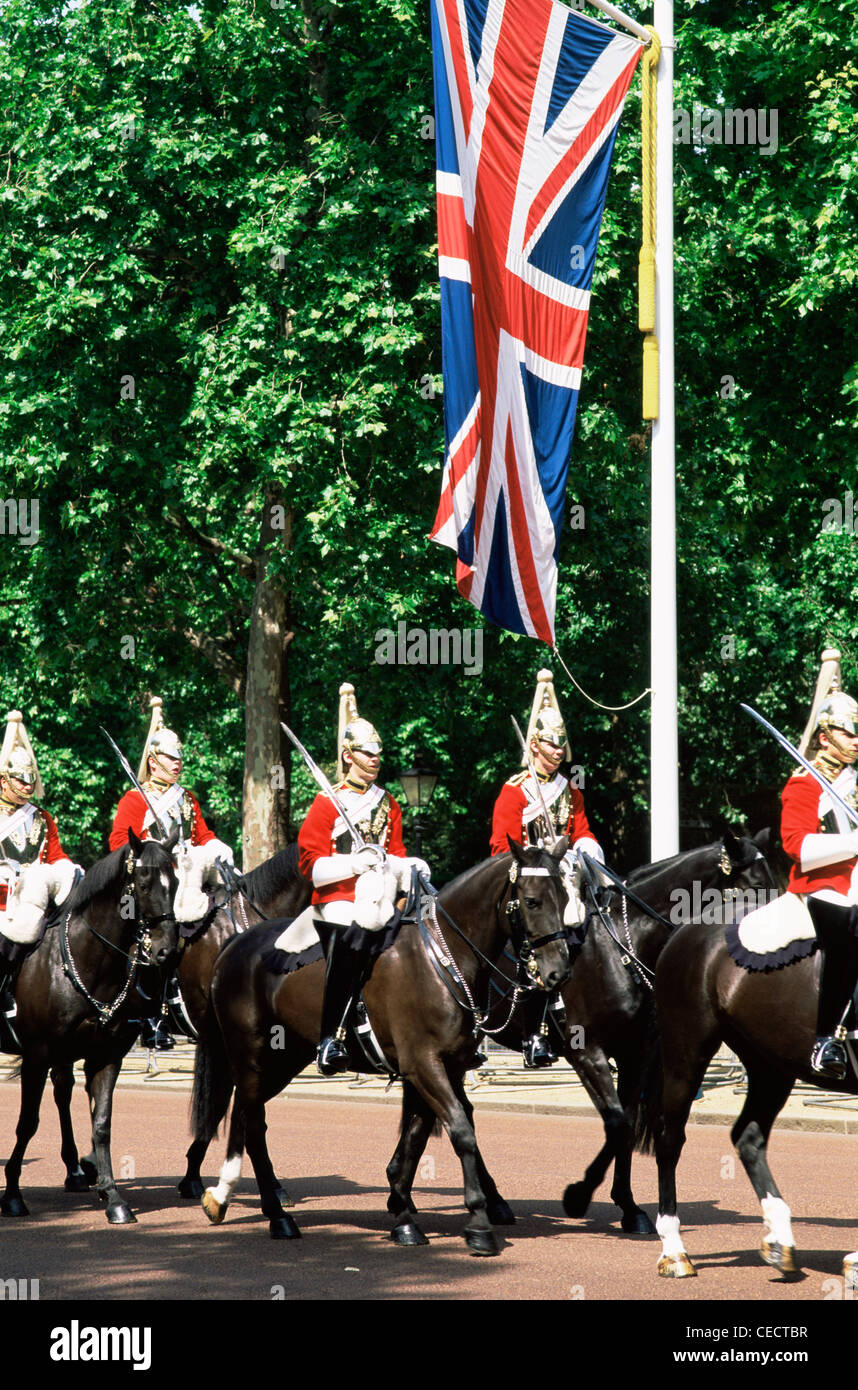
[640,26,660,420]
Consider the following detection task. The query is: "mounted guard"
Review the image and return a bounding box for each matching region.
[491,669,605,1067]
[109,696,234,1047]
[780,648,858,1080]
[0,711,77,1004]
[291,682,429,1076]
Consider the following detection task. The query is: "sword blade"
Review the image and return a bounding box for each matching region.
[100,726,174,840]
[510,715,561,849]
[280,721,366,850]
[740,703,858,829]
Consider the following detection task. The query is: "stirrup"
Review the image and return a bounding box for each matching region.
[810,1035,848,1081]
[139,1018,176,1052]
[317,1035,350,1077]
[523,1032,557,1069]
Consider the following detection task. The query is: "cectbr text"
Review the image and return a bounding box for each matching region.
[686,1326,808,1340]
[49,1321,152,1371]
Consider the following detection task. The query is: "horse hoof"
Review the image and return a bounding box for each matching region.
[64,1172,90,1193]
[106,1203,136,1225]
[391,1221,429,1247]
[761,1240,798,1276]
[464,1227,500,1257]
[269,1216,301,1240]
[80,1159,98,1186]
[201,1190,227,1225]
[487,1199,516,1226]
[177,1178,205,1200]
[0,1195,29,1218]
[657,1253,696,1279]
[275,1185,295,1210]
[622,1209,656,1235]
[562,1183,590,1219]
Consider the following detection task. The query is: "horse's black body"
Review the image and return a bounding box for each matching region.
[191,841,572,1253]
[640,889,858,1282]
[469,830,776,1234]
[175,845,311,1197]
[1,830,178,1223]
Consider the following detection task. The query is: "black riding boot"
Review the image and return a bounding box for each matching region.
[137,975,176,1051]
[0,934,28,1015]
[522,992,558,1069]
[317,929,360,1077]
[808,898,858,1082]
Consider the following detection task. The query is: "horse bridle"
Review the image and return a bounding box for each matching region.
[60,847,177,1026]
[505,859,570,989]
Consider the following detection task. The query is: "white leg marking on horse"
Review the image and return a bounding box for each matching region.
[656,1213,686,1258]
[843,1251,858,1290]
[761,1194,794,1248]
[209,1153,243,1207]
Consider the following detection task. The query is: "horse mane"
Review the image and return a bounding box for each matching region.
[241,843,306,900]
[624,834,759,895]
[443,846,563,896]
[67,839,170,913]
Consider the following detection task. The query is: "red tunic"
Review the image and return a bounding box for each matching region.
[490,774,596,857]
[109,788,214,851]
[0,805,67,911]
[781,769,856,897]
[298,787,406,907]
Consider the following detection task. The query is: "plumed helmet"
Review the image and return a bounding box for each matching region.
[138,697,184,781]
[798,648,846,756]
[0,710,44,799]
[523,669,571,765]
[817,690,858,738]
[337,683,382,778]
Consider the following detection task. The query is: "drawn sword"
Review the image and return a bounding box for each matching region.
[510,715,562,849]
[740,702,858,829]
[100,726,178,841]
[280,720,378,856]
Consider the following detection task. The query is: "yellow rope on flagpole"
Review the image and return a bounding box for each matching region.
[640,26,660,421]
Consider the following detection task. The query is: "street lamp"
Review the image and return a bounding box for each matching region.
[398,754,439,857]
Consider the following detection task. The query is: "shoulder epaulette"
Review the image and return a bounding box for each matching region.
[505,771,529,787]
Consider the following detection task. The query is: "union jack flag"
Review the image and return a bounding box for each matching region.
[429,0,642,643]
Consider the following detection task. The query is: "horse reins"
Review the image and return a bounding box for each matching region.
[417,860,568,1034]
[578,841,774,992]
[60,847,176,1026]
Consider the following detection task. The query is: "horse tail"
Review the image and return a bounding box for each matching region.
[632,1022,664,1156]
[190,1003,234,1144]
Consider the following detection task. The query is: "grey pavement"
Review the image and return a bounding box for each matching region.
[6,1040,855,1135]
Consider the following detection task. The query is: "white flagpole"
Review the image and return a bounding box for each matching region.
[649,0,678,860]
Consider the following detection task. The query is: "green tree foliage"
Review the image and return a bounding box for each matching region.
[0,0,855,874]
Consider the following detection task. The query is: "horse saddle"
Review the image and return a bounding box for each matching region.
[725,892,817,972]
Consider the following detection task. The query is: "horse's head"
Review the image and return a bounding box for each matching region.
[504,837,572,992]
[126,828,180,967]
[715,828,778,901]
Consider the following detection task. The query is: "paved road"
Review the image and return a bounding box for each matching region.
[0,1080,855,1309]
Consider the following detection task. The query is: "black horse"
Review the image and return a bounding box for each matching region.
[450,830,775,1234]
[191,840,571,1253]
[640,890,858,1285]
[175,845,311,1197]
[1,830,178,1223]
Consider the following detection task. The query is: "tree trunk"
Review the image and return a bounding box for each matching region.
[242,490,292,869]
